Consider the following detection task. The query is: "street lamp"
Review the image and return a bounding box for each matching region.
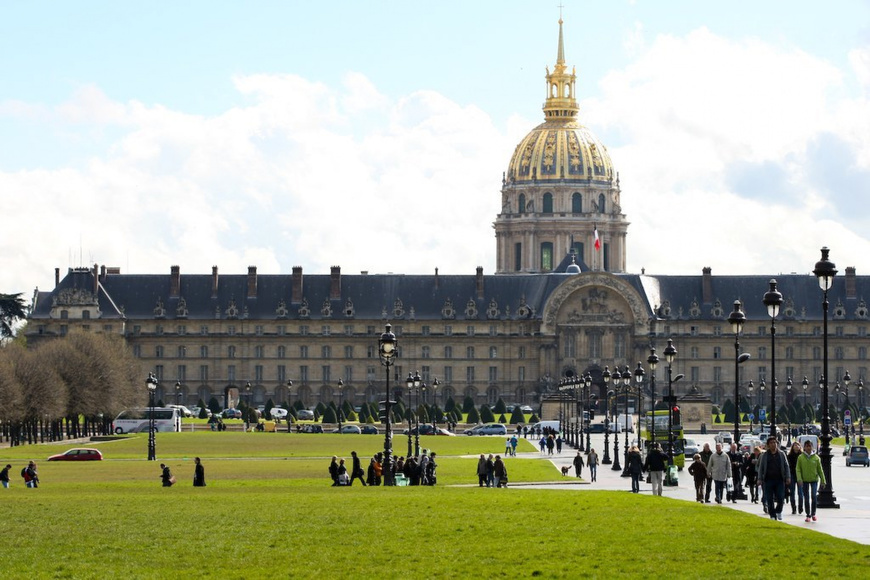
[802,376,809,433]
[244,381,252,432]
[664,339,677,466]
[786,377,793,445]
[175,381,182,406]
[858,379,865,441]
[378,323,398,486]
[611,366,623,472]
[813,246,839,508]
[286,379,293,433]
[748,380,755,430]
[634,362,645,447]
[431,377,440,428]
[412,370,421,456]
[602,366,612,464]
[841,370,852,437]
[621,365,632,475]
[762,280,783,440]
[146,372,158,461]
[728,300,751,448]
[337,378,344,432]
[584,372,592,451]
[405,372,415,458]
[647,348,659,447]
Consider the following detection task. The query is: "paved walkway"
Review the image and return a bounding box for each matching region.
[514,433,870,545]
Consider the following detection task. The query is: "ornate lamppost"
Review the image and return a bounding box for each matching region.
[785,377,793,446]
[762,281,783,440]
[802,376,809,434]
[431,377,440,429]
[413,370,422,456]
[602,366,612,464]
[858,379,865,441]
[634,362,645,448]
[748,380,755,431]
[841,371,851,440]
[584,372,592,451]
[146,372,158,461]
[337,378,344,432]
[647,348,659,447]
[611,366,623,472]
[728,300,751,448]
[813,246,838,508]
[621,365,632,476]
[378,323,397,486]
[244,381,252,432]
[175,381,182,407]
[405,372,416,458]
[664,339,677,466]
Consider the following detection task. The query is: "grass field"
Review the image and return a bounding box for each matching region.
[2,433,869,579]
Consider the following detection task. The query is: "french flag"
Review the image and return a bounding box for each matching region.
[594,226,601,251]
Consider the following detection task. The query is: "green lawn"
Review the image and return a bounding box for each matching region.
[1,434,868,579]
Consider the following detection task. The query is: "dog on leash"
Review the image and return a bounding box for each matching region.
[560,465,571,476]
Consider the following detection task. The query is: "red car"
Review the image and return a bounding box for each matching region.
[47,448,103,461]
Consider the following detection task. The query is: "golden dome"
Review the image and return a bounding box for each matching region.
[505,18,615,184]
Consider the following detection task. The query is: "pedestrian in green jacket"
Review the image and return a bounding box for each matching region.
[795,440,826,522]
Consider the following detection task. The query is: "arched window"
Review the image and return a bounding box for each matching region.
[518,193,526,214]
[572,192,582,213]
[598,193,606,213]
[543,192,553,214]
[540,242,554,271]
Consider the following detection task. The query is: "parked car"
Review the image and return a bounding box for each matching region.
[189,406,211,418]
[846,445,869,467]
[586,423,606,434]
[296,409,315,421]
[683,438,700,458]
[360,425,379,434]
[520,405,534,413]
[168,405,193,418]
[333,425,362,434]
[464,423,507,436]
[714,432,733,445]
[222,408,242,419]
[270,407,288,420]
[299,424,323,434]
[48,448,103,461]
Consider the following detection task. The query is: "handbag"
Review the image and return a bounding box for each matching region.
[169,476,177,485]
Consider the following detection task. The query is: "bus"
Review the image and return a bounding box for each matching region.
[640,409,686,470]
[113,407,180,434]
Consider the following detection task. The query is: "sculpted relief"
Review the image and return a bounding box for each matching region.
[543,273,647,333]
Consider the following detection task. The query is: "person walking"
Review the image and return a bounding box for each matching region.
[587,449,599,482]
[699,442,714,503]
[572,450,585,478]
[539,436,547,453]
[505,438,513,456]
[426,452,437,485]
[707,443,730,504]
[510,434,518,456]
[159,463,173,487]
[485,454,495,488]
[727,443,743,503]
[546,434,555,456]
[493,455,507,488]
[627,446,644,493]
[757,436,790,521]
[329,456,340,486]
[23,461,39,488]
[337,458,349,485]
[193,457,206,487]
[786,441,805,515]
[0,464,11,489]
[643,443,667,496]
[349,451,367,486]
[477,454,487,487]
[744,447,760,504]
[688,454,709,502]
[796,439,825,523]
[555,434,563,454]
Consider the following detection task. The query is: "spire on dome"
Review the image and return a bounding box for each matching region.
[543,16,579,120]
[556,18,566,71]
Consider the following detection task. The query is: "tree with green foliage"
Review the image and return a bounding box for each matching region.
[341,399,353,419]
[417,405,429,423]
[722,399,736,423]
[0,292,27,340]
[493,398,507,414]
[322,406,337,424]
[198,406,209,419]
[445,396,456,412]
[264,398,275,419]
[208,396,222,415]
[467,406,480,424]
[509,406,525,425]
[430,405,444,424]
[498,413,507,423]
[479,405,495,423]
[462,396,475,413]
[714,414,721,423]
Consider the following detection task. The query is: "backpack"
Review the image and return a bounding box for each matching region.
[21,467,26,478]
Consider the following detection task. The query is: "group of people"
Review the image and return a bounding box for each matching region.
[538,434,563,455]
[329,450,437,486]
[570,449,600,481]
[0,461,39,488]
[159,457,206,487]
[503,435,519,456]
[688,437,825,522]
[476,454,509,487]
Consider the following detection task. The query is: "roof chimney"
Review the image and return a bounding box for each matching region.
[292,266,303,304]
[55,268,60,288]
[330,266,341,300]
[170,265,181,298]
[702,267,713,304]
[211,266,219,298]
[100,265,107,281]
[247,266,258,299]
[476,266,484,299]
[93,263,99,295]
[434,267,439,290]
[846,266,857,299]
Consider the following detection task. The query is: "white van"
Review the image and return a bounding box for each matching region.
[530,420,561,434]
[113,407,180,434]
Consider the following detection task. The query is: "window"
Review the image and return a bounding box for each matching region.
[199,325,207,335]
[836,326,844,337]
[758,326,766,336]
[133,345,142,357]
[344,346,353,359]
[690,326,699,336]
[813,347,821,360]
[713,367,722,383]
[489,347,497,359]
[614,334,625,358]
[444,366,453,383]
[835,347,845,360]
[444,346,453,359]
[758,347,767,360]
[155,325,164,336]
[572,192,582,213]
[466,367,475,383]
[366,326,376,335]
[277,325,285,336]
[200,346,208,358]
[299,325,309,335]
[367,366,376,381]
[155,365,164,381]
[421,346,430,359]
[133,325,141,335]
[489,367,498,383]
[81,310,91,320]
[60,310,68,319]
[518,193,526,214]
[322,346,331,359]
[713,326,722,336]
[518,347,526,359]
[489,325,498,336]
[421,325,430,336]
[300,366,309,383]
[156,346,164,358]
[542,192,553,213]
[514,242,522,272]
[227,326,235,335]
[177,346,186,358]
[860,347,867,360]
[598,192,605,213]
[199,365,208,381]
[466,326,475,336]
[860,327,867,338]
[255,366,263,382]
[227,365,236,382]
[322,365,331,382]
[60,325,67,336]
[228,346,236,358]
[344,325,354,336]
[255,325,263,336]
[344,366,353,382]
[277,365,286,382]
[690,347,699,359]
[421,366,431,383]
[466,347,475,359]
[367,346,376,358]
[785,326,794,336]
[691,367,699,383]
[177,325,186,335]
[278,345,286,358]
[322,326,331,336]
[300,346,308,359]
[588,332,602,359]
[255,346,264,359]
[758,367,767,382]
[518,367,525,382]
[713,347,721,359]
[541,242,553,271]
[444,326,452,336]
[785,346,794,359]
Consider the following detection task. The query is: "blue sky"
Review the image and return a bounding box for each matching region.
[2,1,870,295]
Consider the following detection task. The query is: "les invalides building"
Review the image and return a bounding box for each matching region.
[27,20,870,425]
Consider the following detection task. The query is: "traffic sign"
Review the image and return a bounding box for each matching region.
[748,413,755,421]
[759,409,767,421]
[844,409,852,426]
